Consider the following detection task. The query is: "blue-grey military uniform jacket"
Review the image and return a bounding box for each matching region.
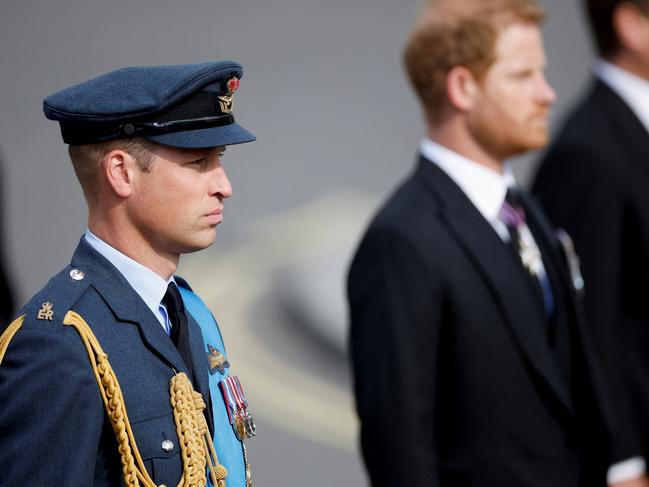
[0,238,235,486]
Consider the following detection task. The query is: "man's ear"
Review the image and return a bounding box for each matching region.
[446,65,479,113]
[614,2,649,53]
[103,149,136,198]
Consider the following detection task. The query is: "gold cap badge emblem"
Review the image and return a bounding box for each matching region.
[207,344,230,375]
[217,77,240,114]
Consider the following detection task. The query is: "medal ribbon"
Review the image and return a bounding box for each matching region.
[234,377,250,409]
[228,376,246,417]
[219,378,238,424]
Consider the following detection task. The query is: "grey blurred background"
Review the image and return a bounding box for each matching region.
[0,0,593,485]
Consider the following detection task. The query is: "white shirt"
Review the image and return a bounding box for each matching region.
[419,138,516,242]
[596,59,649,133]
[84,230,174,333]
[420,137,645,484]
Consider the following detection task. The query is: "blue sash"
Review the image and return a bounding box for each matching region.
[178,286,246,487]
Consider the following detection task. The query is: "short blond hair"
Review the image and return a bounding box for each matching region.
[403,0,545,122]
[68,137,155,202]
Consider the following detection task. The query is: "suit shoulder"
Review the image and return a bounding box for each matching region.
[18,265,92,333]
[544,87,627,163]
[368,171,442,235]
[536,101,626,191]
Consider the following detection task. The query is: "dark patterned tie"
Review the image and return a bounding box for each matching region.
[499,188,555,316]
[162,282,195,384]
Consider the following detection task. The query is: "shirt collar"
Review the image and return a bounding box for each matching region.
[595,59,649,133]
[84,229,174,317]
[420,138,516,222]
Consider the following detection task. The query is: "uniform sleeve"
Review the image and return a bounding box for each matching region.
[534,145,643,462]
[348,228,443,487]
[0,321,107,485]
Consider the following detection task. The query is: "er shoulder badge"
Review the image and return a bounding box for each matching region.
[37,302,54,321]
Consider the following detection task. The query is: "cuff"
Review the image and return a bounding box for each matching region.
[607,457,646,484]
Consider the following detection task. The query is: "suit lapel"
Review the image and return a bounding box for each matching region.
[71,239,190,375]
[417,159,574,414]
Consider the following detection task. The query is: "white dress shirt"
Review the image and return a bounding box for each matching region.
[84,229,175,334]
[419,138,516,241]
[596,59,649,134]
[420,137,645,484]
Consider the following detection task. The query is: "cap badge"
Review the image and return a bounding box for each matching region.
[218,76,240,114]
[207,344,230,375]
[37,302,54,321]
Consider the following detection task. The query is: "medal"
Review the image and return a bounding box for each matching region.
[207,344,230,375]
[243,442,253,487]
[218,374,256,486]
[518,225,544,278]
[235,415,248,441]
[219,375,257,440]
[232,376,256,438]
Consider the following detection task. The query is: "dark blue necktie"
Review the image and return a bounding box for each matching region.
[499,189,555,317]
[163,282,195,384]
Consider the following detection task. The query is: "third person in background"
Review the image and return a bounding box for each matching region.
[534,1,649,484]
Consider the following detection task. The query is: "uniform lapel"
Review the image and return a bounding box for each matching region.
[417,158,574,414]
[71,238,190,375]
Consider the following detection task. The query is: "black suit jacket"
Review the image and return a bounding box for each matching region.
[348,157,612,487]
[534,78,649,460]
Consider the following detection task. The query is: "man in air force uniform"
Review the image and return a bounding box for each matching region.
[0,61,257,487]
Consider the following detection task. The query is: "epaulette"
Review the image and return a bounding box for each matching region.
[19,265,91,332]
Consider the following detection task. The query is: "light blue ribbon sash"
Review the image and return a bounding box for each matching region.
[179,286,246,487]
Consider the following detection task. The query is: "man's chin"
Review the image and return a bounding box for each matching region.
[518,130,550,153]
[180,232,218,254]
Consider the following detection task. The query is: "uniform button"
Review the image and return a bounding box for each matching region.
[161,439,174,452]
[69,269,85,281]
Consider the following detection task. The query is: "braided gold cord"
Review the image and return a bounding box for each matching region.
[192,392,228,487]
[0,315,25,364]
[63,311,158,487]
[62,311,228,487]
[171,374,207,486]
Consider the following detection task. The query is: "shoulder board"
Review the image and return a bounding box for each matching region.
[19,265,91,332]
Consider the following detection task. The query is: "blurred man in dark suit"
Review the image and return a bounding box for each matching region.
[348,0,647,485]
[534,0,649,481]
